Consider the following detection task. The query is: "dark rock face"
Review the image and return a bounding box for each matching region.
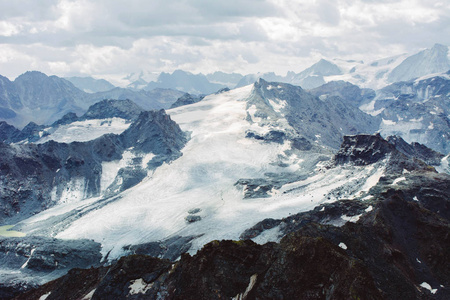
[121,110,188,155]
[0,237,102,273]
[50,112,78,126]
[92,255,172,300]
[334,133,397,166]
[245,130,287,144]
[15,239,382,300]
[13,267,109,300]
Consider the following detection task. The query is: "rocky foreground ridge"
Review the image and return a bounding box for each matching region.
[7,134,450,300]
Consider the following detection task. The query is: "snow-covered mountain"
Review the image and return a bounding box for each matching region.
[0,81,392,257]
[388,44,450,83]
[372,72,449,153]
[309,72,450,154]
[269,44,448,91]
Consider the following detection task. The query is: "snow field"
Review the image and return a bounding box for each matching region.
[36,118,131,144]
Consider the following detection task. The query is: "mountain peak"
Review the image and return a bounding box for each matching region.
[15,71,49,82]
[81,99,145,121]
[388,44,450,83]
[432,43,448,51]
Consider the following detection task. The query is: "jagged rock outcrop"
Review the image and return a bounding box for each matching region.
[333,133,432,174]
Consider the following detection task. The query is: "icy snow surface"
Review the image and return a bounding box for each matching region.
[328,54,409,90]
[17,85,390,260]
[436,155,450,174]
[36,118,130,144]
[420,282,438,294]
[39,293,51,300]
[129,278,152,295]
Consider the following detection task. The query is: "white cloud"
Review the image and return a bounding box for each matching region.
[0,0,448,80]
[0,21,21,37]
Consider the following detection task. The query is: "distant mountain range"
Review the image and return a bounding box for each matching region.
[0,72,184,128]
[64,76,116,93]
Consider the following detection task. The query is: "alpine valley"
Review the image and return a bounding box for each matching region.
[0,45,449,300]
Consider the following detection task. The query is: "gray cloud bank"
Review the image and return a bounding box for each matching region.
[0,0,448,84]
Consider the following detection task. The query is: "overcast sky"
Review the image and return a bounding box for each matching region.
[0,0,449,84]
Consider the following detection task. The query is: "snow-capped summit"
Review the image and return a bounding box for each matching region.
[388,44,450,83]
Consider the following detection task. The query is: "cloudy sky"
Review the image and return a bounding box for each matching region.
[0,0,448,84]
